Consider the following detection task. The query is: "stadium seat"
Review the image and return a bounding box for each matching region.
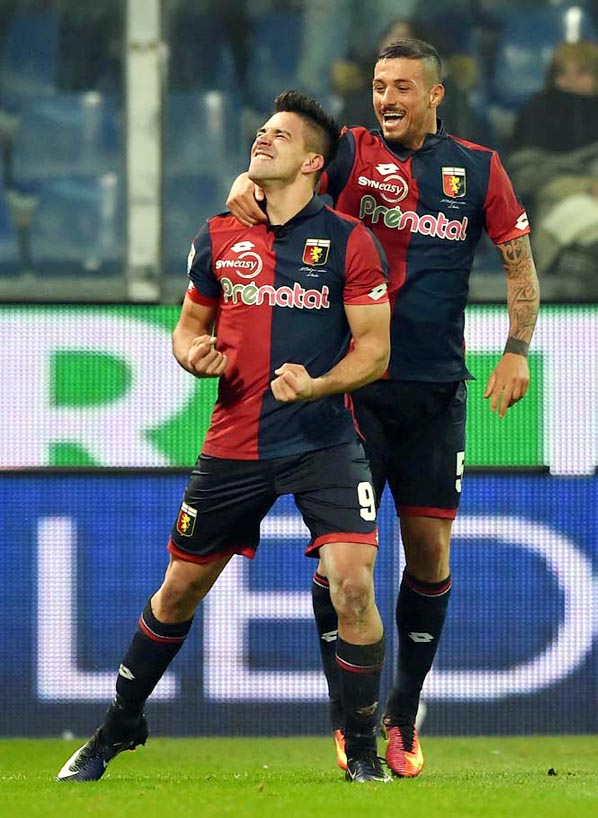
[0,10,60,112]
[28,174,124,275]
[245,11,303,114]
[164,90,245,178]
[490,5,597,112]
[11,93,122,189]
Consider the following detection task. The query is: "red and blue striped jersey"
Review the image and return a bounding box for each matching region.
[320,124,531,382]
[186,196,389,460]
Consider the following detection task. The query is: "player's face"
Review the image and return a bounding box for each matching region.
[372,58,444,149]
[248,112,317,186]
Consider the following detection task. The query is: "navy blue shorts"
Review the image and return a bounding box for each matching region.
[352,380,467,519]
[168,440,378,563]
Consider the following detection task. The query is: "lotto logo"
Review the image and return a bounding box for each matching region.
[409,632,434,643]
[515,212,529,231]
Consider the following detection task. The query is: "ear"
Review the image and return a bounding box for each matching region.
[302,153,325,175]
[429,83,445,110]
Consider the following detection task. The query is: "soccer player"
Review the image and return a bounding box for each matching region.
[56,91,392,785]
[226,40,541,778]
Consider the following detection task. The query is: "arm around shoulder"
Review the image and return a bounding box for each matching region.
[225,172,267,226]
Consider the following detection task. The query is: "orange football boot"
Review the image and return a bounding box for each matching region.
[381,717,424,778]
[333,728,347,770]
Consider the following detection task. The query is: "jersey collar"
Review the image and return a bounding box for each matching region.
[266,194,324,233]
[377,118,447,160]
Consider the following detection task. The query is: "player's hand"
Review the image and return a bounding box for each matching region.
[483,353,530,418]
[271,363,315,402]
[187,335,228,377]
[226,172,267,227]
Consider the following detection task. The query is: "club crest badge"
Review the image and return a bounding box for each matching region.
[302,238,331,266]
[442,167,466,198]
[176,502,198,537]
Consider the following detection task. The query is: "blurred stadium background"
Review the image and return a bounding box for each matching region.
[0,0,596,741]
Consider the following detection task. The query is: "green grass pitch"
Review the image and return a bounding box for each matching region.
[1,736,597,818]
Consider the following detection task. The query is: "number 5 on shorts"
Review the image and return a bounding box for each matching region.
[456,451,465,493]
[357,481,376,521]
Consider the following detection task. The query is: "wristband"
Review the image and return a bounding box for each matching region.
[503,337,529,357]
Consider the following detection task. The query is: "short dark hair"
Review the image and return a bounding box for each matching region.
[273,90,340,171]
[377,38,442,85]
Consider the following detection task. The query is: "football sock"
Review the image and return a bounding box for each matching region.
[386,570,452,722]
[311,572,343,730]
[336,635,385,757]
[114,598,193,714]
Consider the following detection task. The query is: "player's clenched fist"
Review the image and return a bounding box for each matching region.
[187,335,228,377]
[271,362,315,402]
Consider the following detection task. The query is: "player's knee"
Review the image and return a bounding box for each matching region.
[405,536,450,581]
[155,575,203,619]
[329,572,375,622]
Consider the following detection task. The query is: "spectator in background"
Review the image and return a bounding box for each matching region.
[510,40,598,152]
[507,41,598,288]
[297,0,418,101]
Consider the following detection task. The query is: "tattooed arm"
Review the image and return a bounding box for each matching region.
[483,234,540,418]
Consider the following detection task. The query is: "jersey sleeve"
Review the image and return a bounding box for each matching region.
[484,151,531,245]
[185,221,220,306]
[319,129,356,204]
[343,223,389,306]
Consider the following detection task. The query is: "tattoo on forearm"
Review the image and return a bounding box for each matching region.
[498,236,540,344]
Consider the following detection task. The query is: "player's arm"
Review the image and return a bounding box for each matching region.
[225,172,267,226]
[271,301,390,402]
[172,293,228,378]
[484,234,540,417]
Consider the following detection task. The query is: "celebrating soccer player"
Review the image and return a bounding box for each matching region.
[227,39,540,777]
[56,91,392,785]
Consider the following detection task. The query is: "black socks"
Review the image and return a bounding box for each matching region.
[385,570,452,722]
[114,598,194,714]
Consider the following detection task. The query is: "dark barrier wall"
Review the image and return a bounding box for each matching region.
[1,473,596,737]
